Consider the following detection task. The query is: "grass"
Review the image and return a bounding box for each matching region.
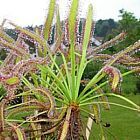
[90,94,140,140]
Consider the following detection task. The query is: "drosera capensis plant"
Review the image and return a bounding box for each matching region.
[0,0,140,139]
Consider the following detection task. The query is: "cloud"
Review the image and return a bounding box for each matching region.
[94,0,140,20]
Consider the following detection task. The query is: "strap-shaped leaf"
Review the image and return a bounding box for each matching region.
[7,123,25,140]
[49,5,63,53]
[56,5,62,39]
[60,107,71,140]
[0,100,6,131]
[30,118,41,140]
[61,53,72,98]
[9,22,48,56]
[68,0,79,100]
[5,76,19,86]
[107,40,140,66]
[0,30,15,43]
[7,105,44,118]
[103,66,122,92]
[0,39,28,56]
[30,73,39,87]
[14,127,25,140]
[22,76,33,89]
[76,4,93,99]
[94,85,110,110]
[43,0,56,40]
[93,104,100,123]
[34,88,55,118]
[35,27,44,57]
[68,0,79,44]
[38,65,71,101]
[92,32,126,54]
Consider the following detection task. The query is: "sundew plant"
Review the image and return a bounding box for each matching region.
[0,0,140,139]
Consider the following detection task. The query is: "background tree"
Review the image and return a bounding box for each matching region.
[102,9,140,94]
[118,9,140,49]
[94,19,118,38]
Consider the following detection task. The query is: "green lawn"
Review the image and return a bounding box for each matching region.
[90,95,140,140]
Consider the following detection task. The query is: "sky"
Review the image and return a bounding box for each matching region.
[0,0,140,27]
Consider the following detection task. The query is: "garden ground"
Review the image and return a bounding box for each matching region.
[90,94,140,140]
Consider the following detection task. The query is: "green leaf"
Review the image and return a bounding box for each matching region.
[38,65,71,101]
[0,100,5,131]
[0,40,28,56]
[68,0,79,44]
[5,76,19,85]
[22,76,33,89]
[7,105,43,118]
[95,85,110,110]
[103,66,122,92]
[0,30,15,43]
[78,71,105,102]
[40,68,47,87]
[61,53,71,98]
[93,104,100,123]
[56,5,62,38]
[68,0,79,100]
[30,73,39,87]
[80,93,140,111]
[15,127,24,140]
[9,22,48,56]
[47,54,69,91]
[60,107,71,140]
[43,0,56,40]
[107,40,140,66]
[30,118,41,140]
[76,4,93,100]
[7,123,25,140]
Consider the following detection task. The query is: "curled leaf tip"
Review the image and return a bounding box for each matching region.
[103,66,122,92]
